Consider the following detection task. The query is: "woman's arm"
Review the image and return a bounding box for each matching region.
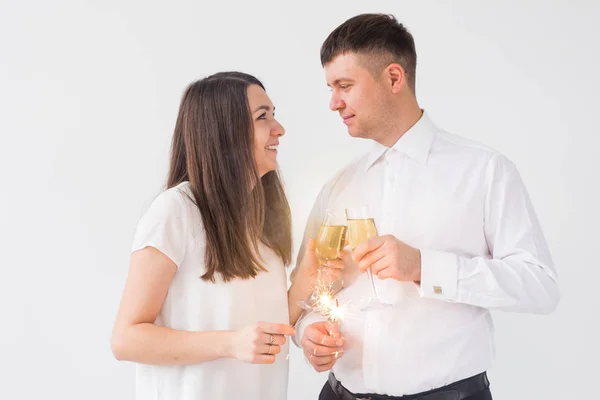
[287,239,343,326]
[288,278,313,327]
[111,246,293,365]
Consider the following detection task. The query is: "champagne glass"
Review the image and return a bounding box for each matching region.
[297,210,347,310]
[345,205,392,311]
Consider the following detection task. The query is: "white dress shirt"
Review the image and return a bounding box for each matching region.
[293,111,559,396]
[132,182,290,400]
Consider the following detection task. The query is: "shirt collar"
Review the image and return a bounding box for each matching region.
[365,110,437,171]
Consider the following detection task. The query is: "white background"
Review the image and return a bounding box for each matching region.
[1,0,598,399]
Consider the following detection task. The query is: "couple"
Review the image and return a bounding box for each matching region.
[111,13,559,400]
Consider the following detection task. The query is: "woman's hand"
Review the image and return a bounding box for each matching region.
[288,239,347,325]
[294,238,345,294]
[229,322,295,364]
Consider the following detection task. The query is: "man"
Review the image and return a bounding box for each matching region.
[292,13,559,400]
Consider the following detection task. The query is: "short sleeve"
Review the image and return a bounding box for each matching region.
[131,188,189,268]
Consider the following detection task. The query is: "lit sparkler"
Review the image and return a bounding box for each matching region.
[310,279,348,324]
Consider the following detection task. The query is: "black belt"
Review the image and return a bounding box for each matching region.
[327,371,490,400]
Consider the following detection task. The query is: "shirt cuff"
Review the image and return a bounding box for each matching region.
[415,249,459,301]
[291,311,325,348]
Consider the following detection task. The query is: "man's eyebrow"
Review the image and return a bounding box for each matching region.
[327,79,353,87]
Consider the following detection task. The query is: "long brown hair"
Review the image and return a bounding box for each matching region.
[167,72,292,282]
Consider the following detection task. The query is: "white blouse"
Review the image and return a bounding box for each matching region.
[131,181,290,400]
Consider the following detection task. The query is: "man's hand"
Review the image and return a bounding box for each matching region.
[301,321,344,372]
[352,235,421,281]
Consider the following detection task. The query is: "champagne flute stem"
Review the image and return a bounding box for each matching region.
[366,268,380,299]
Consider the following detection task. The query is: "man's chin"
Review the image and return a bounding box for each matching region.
[347,127,364,138]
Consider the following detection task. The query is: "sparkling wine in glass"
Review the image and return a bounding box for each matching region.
[345,205,392,311]
[297,210,347,310]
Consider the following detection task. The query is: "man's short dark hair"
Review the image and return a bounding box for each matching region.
[320,13,417,92]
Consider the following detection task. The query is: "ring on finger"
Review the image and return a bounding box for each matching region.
[269,334,275,345]
[267,344,272,355]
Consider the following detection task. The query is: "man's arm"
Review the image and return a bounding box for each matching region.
[418,153,559,313]
[353,153,559,314]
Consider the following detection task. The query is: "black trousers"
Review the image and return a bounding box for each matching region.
[318,379,493,400]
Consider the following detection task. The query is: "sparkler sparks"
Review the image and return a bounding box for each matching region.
[311,280,348,324]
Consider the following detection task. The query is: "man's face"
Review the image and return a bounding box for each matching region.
[325,52,390,140]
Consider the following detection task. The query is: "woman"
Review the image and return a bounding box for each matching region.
[111,72,321,400]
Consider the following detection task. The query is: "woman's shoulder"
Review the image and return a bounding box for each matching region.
[131,182,199,266]
[152,181,194,210]
[135,182,198,231]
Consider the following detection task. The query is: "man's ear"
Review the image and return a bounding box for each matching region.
[385,63,406,94]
